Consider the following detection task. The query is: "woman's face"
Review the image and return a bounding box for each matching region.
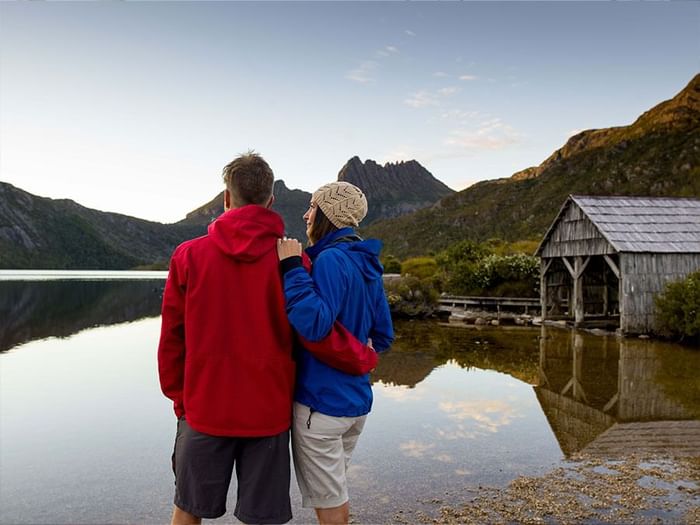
[303,200,317,240]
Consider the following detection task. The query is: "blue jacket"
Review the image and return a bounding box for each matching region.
[282,228,394,417]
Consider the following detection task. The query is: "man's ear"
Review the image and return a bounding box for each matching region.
[224,189,231,211]
[265,194,275,209]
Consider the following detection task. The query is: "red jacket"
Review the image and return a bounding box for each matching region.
[158,205,296,437]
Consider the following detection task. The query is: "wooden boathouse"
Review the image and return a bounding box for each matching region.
[536,195,700,335]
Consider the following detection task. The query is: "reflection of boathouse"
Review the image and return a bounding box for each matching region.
[535,327,700,457]
[536,195,700,334]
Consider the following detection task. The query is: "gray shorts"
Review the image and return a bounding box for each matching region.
[172,417,292,523]
[291,402,367,509]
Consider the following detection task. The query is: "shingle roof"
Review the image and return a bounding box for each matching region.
[541,195,700,254]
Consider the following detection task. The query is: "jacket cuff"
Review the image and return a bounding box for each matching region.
[280,256,303,275]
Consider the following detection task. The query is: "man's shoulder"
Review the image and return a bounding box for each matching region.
[172,234,210,258]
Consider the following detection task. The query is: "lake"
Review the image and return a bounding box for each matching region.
[1,274,698,524]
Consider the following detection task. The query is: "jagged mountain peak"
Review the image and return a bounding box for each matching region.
[336,156,454,225]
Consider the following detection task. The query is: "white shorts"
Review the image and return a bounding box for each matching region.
[291,402,367,509]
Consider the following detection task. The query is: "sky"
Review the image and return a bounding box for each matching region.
[1,2,698,224]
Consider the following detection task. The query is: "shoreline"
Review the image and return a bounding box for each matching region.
[388,453,699,525]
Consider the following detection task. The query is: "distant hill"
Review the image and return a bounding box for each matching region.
[180,180,312,241]
[0,182,200,269]
[337,157,455,225]
[0,155,452,269]
[364,74,700,259]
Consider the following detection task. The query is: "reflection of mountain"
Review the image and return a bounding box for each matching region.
[0,280,164,352]
[372,321,540,387]
[535,326,700,456]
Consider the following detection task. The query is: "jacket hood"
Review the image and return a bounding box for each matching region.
[307,228,384,282]
[208,205,284,262]
[339,239,384,282]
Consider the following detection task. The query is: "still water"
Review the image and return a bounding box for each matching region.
[1,275,698,524]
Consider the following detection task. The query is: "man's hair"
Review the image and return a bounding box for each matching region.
[222,151,274,207]
[308,206,338,246]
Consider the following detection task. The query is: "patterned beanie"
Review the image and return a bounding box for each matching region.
[312,181,368,228]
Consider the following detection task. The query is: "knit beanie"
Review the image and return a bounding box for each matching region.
[312,181,368,228]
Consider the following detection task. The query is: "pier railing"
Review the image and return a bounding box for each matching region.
[438,295,541,315]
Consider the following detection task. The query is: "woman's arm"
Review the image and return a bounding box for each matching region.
[277,238,347,342]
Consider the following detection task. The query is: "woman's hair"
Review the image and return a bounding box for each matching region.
[308,206,338,246]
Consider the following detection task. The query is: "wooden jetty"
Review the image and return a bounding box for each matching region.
[581,420,700,458]
[438,295,540,323]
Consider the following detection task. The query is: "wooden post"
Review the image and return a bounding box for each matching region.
[540,259,551,320]
[573,256,585,326]
[603,263,609,316]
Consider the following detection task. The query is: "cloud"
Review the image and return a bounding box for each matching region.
[433,71,449,78]
[438,86,459,96]
[440,109,481,121]
[459,75,478,81]
[399,440,435,458]
[404,90,439,108]
[445,118,521,151]
[346,61,378,84]
[436,424,478,440]
[376,45,400,58]
[438,399,520,433]
[405,29,416,37]
[404,86,459,108]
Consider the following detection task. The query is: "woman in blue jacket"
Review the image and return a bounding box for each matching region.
[277,181,394,525]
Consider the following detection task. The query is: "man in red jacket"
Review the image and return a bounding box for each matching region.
[158,152,297,525]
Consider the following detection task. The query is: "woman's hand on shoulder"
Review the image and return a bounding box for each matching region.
[277,237,303,261]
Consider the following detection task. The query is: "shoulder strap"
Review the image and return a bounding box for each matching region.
[330,234,363,245]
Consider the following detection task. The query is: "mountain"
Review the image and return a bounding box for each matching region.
[1,155,451,269]
[180,180,312,241]
[364,74,700,259]
[338,157,455,225]
[181,158,453,238]
[0,182,200,269]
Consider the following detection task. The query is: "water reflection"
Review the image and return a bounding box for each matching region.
[0,280,164,353]
[535,326,700,456]
[1,287,698,523]
[372,320,541,387]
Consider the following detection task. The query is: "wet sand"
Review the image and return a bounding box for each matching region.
[391,454,700,525]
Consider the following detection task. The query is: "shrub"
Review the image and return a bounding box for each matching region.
[384,275,439,318]
[655,270,700,343]
[436,245,539,297]
[436,240,491,269]
[382,255,402,274]
[401,257,438,280]
[475,253,540,296]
